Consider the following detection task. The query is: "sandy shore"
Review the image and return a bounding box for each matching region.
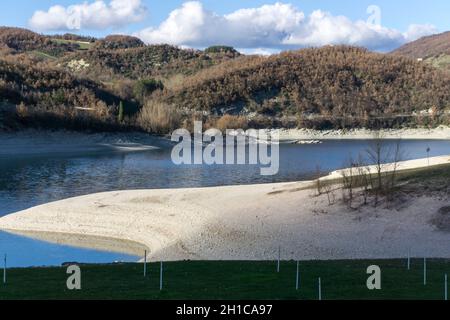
[1,155,449,262]
[277,125,450,141]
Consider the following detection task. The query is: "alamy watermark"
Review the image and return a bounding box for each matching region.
[170,121,280,176]
[366,265,381,290]
[66,265,81,290]
[367,5,382,26]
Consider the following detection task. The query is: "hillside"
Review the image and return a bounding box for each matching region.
[0,27,241,79]
[1,27,449,133]
[163,46,450,129]
[0,27,85,57]
[392,31,450,59]
[0,27,240,130]
[0,56,123,130]
[58,44,241,81]
[392,31,450,72]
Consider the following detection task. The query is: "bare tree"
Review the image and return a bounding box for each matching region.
[311,137,404,210]
[365,132,388,206]
[315,165,323,196]
[322,182,336,206]
[385,139,404,205]
[355,155,371,206]
[365,133,404,207]
[341,157,357,209]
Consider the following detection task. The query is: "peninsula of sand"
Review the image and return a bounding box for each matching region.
[0,155,449,261]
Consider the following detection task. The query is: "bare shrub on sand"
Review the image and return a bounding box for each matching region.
[336,136,404,209]
[313,166,336,205]
[341,160,357,209]
[366,133,404,207]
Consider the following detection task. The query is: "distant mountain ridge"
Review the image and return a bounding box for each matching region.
[392,31,450,59]
[392,31,450,73]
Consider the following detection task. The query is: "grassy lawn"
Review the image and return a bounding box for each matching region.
[51,39,92,50]
[31,51,57,60]
[397,163,450,186]
[0,259,449,300]
[427,54,450,71]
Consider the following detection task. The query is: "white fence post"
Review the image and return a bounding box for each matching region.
[295,261,300,291]
[3,254,6,284]
[160,261,163,291]
[277,246,280,273]
[423,258,427,286]
[407,249,410,270]
[445,274,448,301]
[318,277,322,301]
[144,250,147,277]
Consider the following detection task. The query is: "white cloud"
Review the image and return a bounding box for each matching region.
[238,48,280,56]
[29,0,147,31]
[135,1,437,52]
[282,10,407,51]
[403,24,438,42]
[135,2,305,48]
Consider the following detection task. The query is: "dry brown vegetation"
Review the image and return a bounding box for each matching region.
[0,27,81,56]
[392,31,450,73]
[60,44,241,81]
[214,114,249,131]
[137,101,181,134]
[392,31,450,59]
[1,27,450,133]
[92,35,144,50]
[312,135,411,210]
[164,46,450,129]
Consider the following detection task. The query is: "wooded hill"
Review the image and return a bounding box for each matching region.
[1,27,449,132]
[164,46,450,129]
[392,31,450,73]
[392,31,450,59]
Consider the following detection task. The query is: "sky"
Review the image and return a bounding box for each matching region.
[1,0,449,53]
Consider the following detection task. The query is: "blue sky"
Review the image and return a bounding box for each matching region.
[1,0,449,52]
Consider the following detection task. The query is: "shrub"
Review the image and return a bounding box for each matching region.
[137,101,180,134]
[133,79,164,102]
[205,46,238,54]
[118,101,124,122]
[16,102,28,118]
[94,35,144,50]
[215,114,248,131]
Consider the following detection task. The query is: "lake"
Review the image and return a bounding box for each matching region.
[1,138,449,267]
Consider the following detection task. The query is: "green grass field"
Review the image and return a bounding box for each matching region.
[51,39,92,50]
[0,259,449,300]
[31,51,57,60]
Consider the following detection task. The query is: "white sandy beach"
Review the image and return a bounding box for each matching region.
[0,155,449,262]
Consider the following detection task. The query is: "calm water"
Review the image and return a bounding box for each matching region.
[1,139,449,267]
